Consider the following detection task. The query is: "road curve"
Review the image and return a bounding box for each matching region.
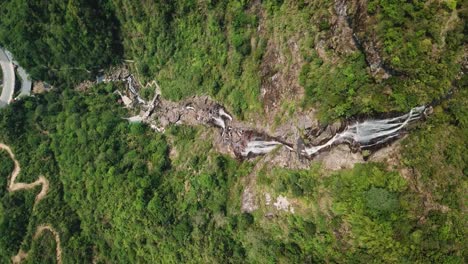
[4,49,32,98]
[0,48,15,108]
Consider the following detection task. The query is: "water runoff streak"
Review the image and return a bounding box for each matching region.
[240,106,427,158]
[115,76,428,159]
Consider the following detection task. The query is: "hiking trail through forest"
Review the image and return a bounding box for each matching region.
[0,143,62,264]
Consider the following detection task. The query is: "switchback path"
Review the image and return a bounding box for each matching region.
[0,143,62,264]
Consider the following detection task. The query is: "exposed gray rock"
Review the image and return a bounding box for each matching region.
[241,186,258,213]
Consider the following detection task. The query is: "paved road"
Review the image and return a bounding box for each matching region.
[4,49,31,98]
[0,48,15,108]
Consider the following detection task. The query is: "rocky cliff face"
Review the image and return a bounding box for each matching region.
[331,0,391,79]
[347,0,392,79]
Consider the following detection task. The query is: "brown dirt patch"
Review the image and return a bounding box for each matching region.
[255,1,306,121]
[11,250,28,264]
[260,37,305,117]
[319,145,364,171]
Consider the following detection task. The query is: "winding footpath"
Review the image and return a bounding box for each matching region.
[0,143,62,264]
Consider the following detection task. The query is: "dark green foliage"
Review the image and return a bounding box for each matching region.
[0,1,465,263]
[25,232,57,264]
[365,187,399,216]
[0,79,465,263]
[0,152,13,197]
[0,192,34,261]
[0,0,122,85]
[0,84,255,262]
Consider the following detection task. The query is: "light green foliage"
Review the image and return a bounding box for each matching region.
[2,0,463,122]
[254,138,466,263]
[445,0,458,11]
[368,0,464,108]
[0,0,465,263]
[112,0,263,118]
[300,52,382,121]
[0,85,255,262]
[299,0,465,121]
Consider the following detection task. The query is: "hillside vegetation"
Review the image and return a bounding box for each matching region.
[0,84,465,263]
[0,0,121,86]
[1,1,465,120]
[0,0,466,263]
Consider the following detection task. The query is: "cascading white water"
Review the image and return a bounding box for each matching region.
[302,106,425,156]
[212,116,226,130]
[117,76,427,159]
[219,108,233,121]
[240,106,426,157]
[241,141,284,156]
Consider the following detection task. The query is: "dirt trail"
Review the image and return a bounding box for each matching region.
[440,9,459,48]
[11,249,27,264]
[0,143,49,204]
[0,143,62,264]
[34,225,62,264]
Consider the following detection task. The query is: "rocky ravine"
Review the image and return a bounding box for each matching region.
[111,72,430,171]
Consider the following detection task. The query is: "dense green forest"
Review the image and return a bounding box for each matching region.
[0,84,465,263]
[1,0,465,120]
[0,0,121,85]
[0,0,466,263]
